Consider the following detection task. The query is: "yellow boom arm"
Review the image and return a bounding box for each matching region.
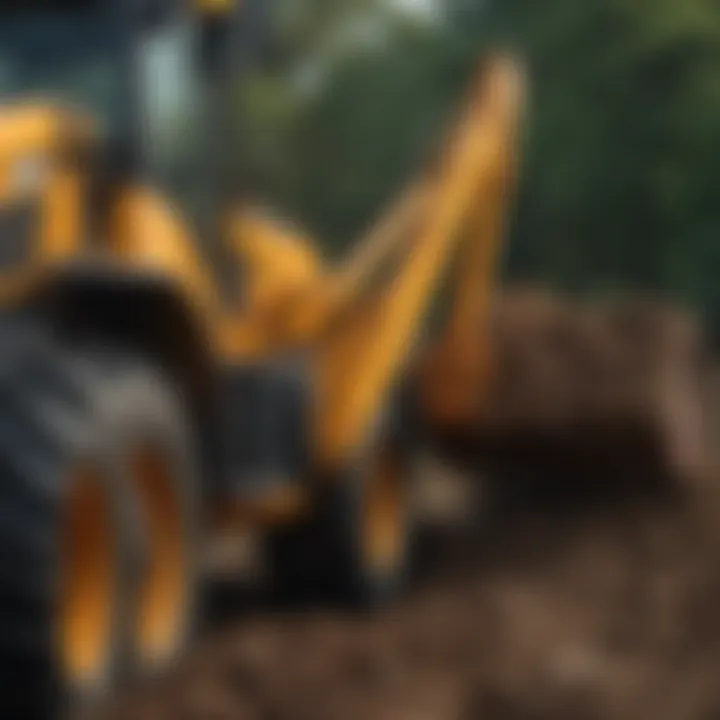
[224,55,524,471]
[314,56,526,468]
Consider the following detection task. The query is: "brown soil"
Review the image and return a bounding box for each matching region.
[471,290,708,488]
[89,298,719,720]
[91,375,719,720]
[97,480,720,720]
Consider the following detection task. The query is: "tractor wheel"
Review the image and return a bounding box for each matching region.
[267,410,419,609]
[93,357,201,681]
[0,342,136,718]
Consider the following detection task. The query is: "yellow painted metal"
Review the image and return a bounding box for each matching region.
[0,106,58,184]
[220,190,430,358]
[231,210,323,314]
[210,58,523,473]
[194,56,524,473]
[419,58,525,431]
[0,105,91,303]
[131,446,189,666]
[320,183,431,327]
[314,57,526,468]
[59,464,117,688]
[196,0,238,16]
[0,52,524,524]
[109,188,220,319]
[222,209,326,354]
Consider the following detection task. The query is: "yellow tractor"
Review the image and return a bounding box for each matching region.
[0,0,524,716]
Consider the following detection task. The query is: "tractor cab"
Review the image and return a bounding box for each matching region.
[0,0,262,304]
[0,1,128,134]
[0,0,249,181]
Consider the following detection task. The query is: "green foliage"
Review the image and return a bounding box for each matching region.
[463,0,720,327]
[241,0,720,330]
[242,0,461,254]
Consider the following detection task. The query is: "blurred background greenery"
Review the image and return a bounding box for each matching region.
[239,0,720,340]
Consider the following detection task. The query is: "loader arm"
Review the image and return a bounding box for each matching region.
[224,181,431,356]
[418,76,523,434]
[314,56,526,469]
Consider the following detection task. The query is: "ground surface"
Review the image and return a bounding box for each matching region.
[93,371,720,720]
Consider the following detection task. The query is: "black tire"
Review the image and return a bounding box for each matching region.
[0,339,136,719]
[266,401,419,609]
[87,355,202,681]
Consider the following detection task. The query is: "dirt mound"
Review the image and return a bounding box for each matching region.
[78,296,718,720]
[97,478,720,720]
[87,365,720,720]
[457,289,709,490]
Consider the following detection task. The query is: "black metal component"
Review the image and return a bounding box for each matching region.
[198,0,270,80]
[194,0,272,307]
[0,0,102,10]
[0,199,39,274]
[211,358,312,500]
[134,0,177,31]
